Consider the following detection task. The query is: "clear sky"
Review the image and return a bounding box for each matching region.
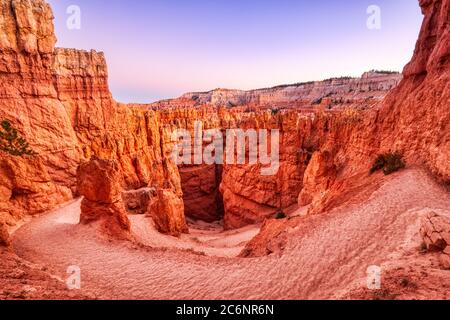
[47,0,423,103]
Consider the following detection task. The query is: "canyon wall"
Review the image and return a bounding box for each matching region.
[146,70,403,228]
[52,47,182,194]
[0,0,447,240]
[226,0,449,226]
[0,0,77,227]
[242,0,449,253]
[165,0,449,228]
[302,0,449,210]
[0,0,185,238]
[377,0,449,182]
[154,105,335,228]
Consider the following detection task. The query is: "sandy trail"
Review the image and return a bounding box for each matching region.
[130,215,260,257]
[11,169,450,299]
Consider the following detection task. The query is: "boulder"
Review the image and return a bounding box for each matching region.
[420,211,450,251]
[420,211,450,270]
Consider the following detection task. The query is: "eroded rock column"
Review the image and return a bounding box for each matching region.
[77,157,131,239]
[148,189,189,237]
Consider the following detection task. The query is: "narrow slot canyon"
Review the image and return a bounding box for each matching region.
[179,164,224,224]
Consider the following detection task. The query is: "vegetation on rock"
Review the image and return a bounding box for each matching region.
[370,152,405,175]
[0,120,36,156]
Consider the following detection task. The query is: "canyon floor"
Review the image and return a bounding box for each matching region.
[3,168,449,300]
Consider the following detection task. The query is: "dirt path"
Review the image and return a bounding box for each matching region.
[11,169,450,299]
[130,215,260,257]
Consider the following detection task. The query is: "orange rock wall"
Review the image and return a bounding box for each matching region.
[0,0,447,235]
[0,0,183,233]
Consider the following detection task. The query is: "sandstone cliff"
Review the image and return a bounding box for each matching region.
[299,0,449,213]
[0,0,186,240]
[179,71,401,110]
[241,0,449,254]
[0,0,76,229]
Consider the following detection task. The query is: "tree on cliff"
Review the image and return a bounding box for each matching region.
[0,120,36,156]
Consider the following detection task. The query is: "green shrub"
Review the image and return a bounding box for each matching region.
[275,211,287,219]
[0,120,36,156]
[271,108,280,115]
[370,152,405,175]
[419,242,428,254]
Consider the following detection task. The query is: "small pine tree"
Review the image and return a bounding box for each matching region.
[0,120,36,156]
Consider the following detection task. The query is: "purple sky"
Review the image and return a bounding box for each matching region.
[47,0,423,103]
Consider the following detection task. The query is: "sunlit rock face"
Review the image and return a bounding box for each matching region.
[0,0,78,227]
[179,72,402,109]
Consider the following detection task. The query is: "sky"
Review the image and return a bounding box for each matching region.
[47,0,423,103]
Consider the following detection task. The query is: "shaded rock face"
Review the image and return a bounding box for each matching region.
[298,150,337,208]
[0,223,9,246]
[148,189,189,237]
[122,187,156,215]
[179,164,224,222]
[77,158,130,238]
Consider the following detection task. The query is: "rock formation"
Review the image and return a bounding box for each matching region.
[377,0,449,182]
[178,71,401,109]
[77,158,131,239]
[298,150,337,208]
[300,0,450,213]
[0,0,186,236]
[148,189,189,237]
[179,164,224,222]
[0,0,78,225]
[0,0,447,237]
[240,0,449,253]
